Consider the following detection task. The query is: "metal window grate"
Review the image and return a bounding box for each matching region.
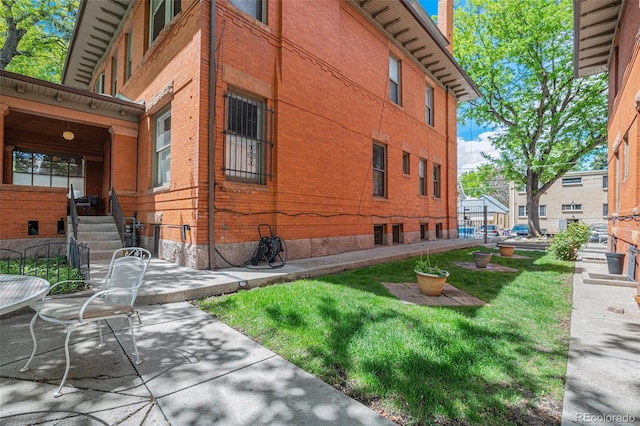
[223,92,274,184]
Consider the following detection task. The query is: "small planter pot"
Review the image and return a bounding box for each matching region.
[605,252,625,274]
[415,270,449,296]
[472,251,492,268]
[498,244,515,257]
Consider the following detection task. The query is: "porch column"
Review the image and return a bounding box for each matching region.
[0,104,8,183]
[108,125,139,213]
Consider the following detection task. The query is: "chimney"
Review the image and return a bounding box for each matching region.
[438,0,454,53]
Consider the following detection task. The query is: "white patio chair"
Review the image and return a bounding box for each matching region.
[20,247,151,397]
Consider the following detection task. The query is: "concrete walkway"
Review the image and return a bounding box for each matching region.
[561,243,640,425]
[1,238,639,425]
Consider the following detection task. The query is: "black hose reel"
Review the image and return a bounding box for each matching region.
[250,224,287,268]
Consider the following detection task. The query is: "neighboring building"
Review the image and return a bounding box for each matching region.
[509,170,608,235]
[458,194,509,232]
[0,0,479,269]
[574,0,639,283]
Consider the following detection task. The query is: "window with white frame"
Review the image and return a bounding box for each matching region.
[603,203,608,217]
[373,143,386,197]
[12,150,85,194]
[125,32,132,81]
[562,176,582,185]
[519,205,546,217]
[623,131,629,180]
[153,106,171,187]
[111,55,118,95]
[425,85,433,125]
[432,163,441,198]
[419,159,427,195]
[389,55,400,105]
[224,91,272,184]
[150,0,181,44]
[230,0,265,22]
[562,203,582,211]
[539,204,547,217]
[402,151,410,175]
[603,174,608,189]
[94,73,105,94]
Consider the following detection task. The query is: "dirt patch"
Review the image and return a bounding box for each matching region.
[382,282,488,306]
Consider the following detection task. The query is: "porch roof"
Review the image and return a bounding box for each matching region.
[62,0,134,89]
[1,70,145,119]
[573,0,624,78]
[349,0,480,102]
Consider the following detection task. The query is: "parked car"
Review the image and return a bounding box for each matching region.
[512,224,529,236]
[479,225,500,236]
[458,226,477,238]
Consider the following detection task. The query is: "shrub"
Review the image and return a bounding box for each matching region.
[547,222,591,260]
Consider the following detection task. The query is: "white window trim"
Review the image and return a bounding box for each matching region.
[153,106,171,187]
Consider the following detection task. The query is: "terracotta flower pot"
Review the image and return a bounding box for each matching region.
[415,270,449,296]
[498,244,515,257]
[472,251,492,268]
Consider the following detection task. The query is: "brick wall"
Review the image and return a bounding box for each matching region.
[0,185,68,239]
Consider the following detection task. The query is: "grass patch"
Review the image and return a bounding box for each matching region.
[197,247,573,425]
[1,257,86,294]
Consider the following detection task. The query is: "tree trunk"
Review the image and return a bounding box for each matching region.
[526,172,543,237]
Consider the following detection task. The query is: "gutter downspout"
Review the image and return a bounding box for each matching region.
[208,0,217,269]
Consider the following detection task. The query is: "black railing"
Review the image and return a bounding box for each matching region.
[69,184,79,239]
[110,187,126,245]
[22,240,90,282]
[0,248,23,274]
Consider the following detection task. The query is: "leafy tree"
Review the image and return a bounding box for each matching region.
[454,0,608,236]
[459,164,509,205]
[0,0,78,82]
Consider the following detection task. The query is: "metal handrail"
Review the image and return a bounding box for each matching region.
[110,187,126,245]
[69,184,79,239]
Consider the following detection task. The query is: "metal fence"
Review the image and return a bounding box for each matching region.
[21,240,90,282]
[458,205,488,239]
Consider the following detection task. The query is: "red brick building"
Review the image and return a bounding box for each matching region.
[574,0,640,291]
[1,0,478,269]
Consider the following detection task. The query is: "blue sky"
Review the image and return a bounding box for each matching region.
[417,0,499,174]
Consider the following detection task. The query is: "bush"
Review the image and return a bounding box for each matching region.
[547,222,591,260]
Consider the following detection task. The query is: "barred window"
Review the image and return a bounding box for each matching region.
[224,91,273,184]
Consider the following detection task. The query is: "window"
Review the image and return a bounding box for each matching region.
[435,223,442,238]
[230,0,265,22]
[432,163,441,198]
[402,151,410,175]
[125,32,132,81]
[153,106,172,186]
[94,73,105,94]
[518,205,526,217]
[224,91,272,184]
[418,159,427,195]
[603,174,608,189]
[420,223,428,241]
[623,131,629,180]
[539,205,547,217]
[373,143,386,197]
[615,151,620,211]
[373,224,385,245]
[562,176,582,185]
[12,151,85,194]
[562,204,582,211]
[392,224,403,244]
[603,203,609,217]
[517,185,526,193]
[150,0,181,43]
[111,55,118,95]
[389,55,400,105]
[425,85,433,125]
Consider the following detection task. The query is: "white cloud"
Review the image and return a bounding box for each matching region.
[457,130,503,175]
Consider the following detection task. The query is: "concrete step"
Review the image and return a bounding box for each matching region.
[76,231,121,241]
[76,215,115,224]
[90,249,120,262]
[80,240,123,251]
[78,223,118,233]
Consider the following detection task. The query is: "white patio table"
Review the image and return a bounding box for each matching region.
[0,274,50,315]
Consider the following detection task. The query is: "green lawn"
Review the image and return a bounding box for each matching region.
[197,247,573,425]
